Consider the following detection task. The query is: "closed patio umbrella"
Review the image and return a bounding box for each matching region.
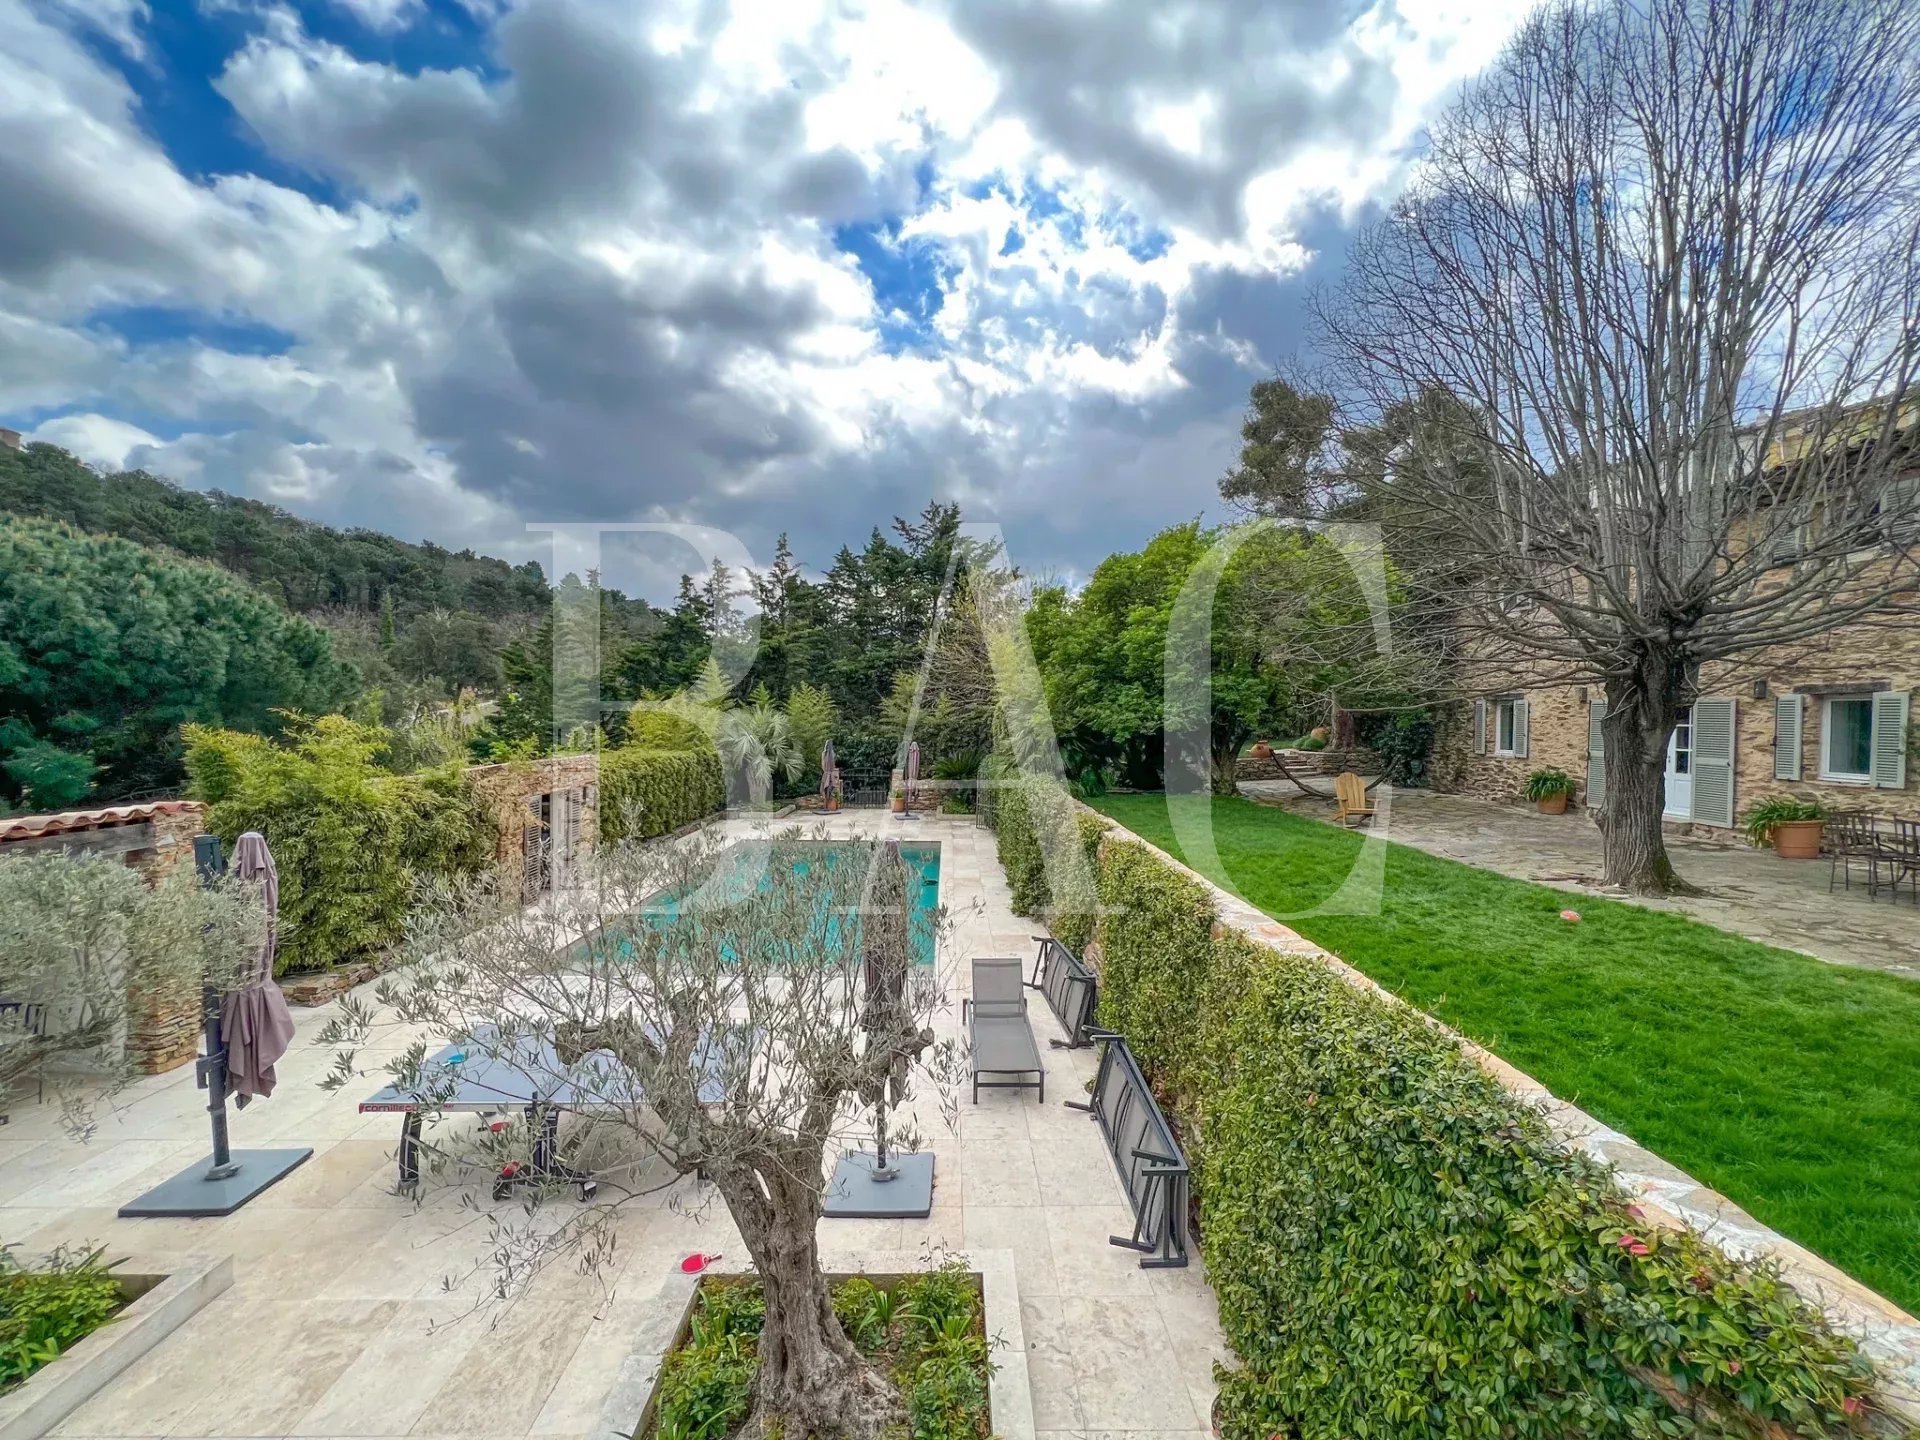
[820,739,839,801]
[221,832,296,1106]
[904,742,921,817]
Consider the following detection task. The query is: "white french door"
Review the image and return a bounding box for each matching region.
[1664,705,1694,819]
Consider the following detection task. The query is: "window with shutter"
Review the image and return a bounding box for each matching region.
[1472,700,1487,756]
[1513,698,1530,758]
[1871,691,1909,789]
[1773,693,1801,781]
[1878,475,1920,545]
[1767,508,1810,565]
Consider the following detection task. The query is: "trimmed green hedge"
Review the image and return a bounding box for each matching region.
[1023,788,1889,1438]
[184,716,491,974]
[980,751,1103,946]
[598,746,725,841]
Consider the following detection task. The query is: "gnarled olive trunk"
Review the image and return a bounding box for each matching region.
[712,1159,903,1440]
[1596,659,1698,896]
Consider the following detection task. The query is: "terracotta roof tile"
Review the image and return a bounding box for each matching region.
[0,800,204,845]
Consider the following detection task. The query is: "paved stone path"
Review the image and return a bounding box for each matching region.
[1,813,1225,1440]
[1241,780,1920,977]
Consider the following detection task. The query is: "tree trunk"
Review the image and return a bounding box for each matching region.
[1596,664,1699,896]
[1209,743,1241,796]
[713,1161,904,1440]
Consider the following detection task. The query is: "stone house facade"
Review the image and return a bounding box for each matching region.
[1429,403,1920,830]
[1433,618,1920,831]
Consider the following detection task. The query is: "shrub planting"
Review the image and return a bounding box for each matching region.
[0,1245,123,1392]
[184,716,491,974]
[654,1264,992,1440]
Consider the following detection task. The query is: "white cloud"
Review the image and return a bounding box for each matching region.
[0,0,1528,589]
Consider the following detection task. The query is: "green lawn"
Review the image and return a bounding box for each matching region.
[1091,792,1920,1316]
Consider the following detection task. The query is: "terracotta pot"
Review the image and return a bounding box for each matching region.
[1770,818,1824,859]
[890,793,906,814]
[1250,741,1274,759]
[1536,792,1569,815]
[1309,725,1331,741]
[824,797,840,813]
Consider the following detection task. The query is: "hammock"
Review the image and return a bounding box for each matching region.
[1255,749,1390,800]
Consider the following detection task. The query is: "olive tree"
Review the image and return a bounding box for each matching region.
[321,826,963,1440]
[1315,0,1920,893]
[0,851,265,1134]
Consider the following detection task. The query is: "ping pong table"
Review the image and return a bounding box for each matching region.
[359,1022,740,1201]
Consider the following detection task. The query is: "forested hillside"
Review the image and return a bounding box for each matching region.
[0,441,1002,809]
[0,442,664,695]
[0,516,358,805]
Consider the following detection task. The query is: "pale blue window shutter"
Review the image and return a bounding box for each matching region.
[1773,694,1802,781]
[1472,699,1487,756]
[1514,698,1530,759]
[1871,691,1909,789]
[1586,700,1607,809]
[1691,698,1737,828]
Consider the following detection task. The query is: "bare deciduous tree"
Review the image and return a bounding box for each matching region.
[1316,0,1920,892]
[322,826,965,1440]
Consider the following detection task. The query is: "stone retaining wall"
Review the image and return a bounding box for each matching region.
[1069,798,1920,1420]
[1238,746,1377,781]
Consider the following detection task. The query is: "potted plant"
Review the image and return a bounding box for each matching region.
[889,780,906,815]
[824,781,842,814]
[1250,739,1274,759]
[1525,767,1577,814]
[1744,796,1825,858]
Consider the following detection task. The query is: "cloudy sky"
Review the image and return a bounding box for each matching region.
[2,0,1529,598]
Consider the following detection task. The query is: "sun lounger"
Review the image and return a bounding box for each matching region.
[964,957,1043,1102]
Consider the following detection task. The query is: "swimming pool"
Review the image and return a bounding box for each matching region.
[580,841,942,967]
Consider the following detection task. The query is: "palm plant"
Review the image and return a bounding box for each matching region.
[716,687,803,806]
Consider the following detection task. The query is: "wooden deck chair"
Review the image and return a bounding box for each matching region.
[1334,771,1376,828]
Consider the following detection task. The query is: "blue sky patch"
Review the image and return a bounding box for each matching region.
[67,0,494,209]
[88,306,297,357]
[832,220,956,351]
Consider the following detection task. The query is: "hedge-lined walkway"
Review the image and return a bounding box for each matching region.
[1091,792,1920,1319]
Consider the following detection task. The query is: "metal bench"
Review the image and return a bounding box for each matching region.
[1027,935,1097,1048]
[1069,1031,1190,1268]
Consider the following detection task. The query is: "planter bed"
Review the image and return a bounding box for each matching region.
[0,1254,231,1440]
[600,1250,1030,1440]
[651,1265,988,1440]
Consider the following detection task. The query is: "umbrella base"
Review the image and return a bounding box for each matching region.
[119,1147,314,1218]
[822,1151,935,1218]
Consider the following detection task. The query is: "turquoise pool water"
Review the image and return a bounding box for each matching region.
[583,841,942,967]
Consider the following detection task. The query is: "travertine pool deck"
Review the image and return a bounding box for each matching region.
[0,813,1227,1440]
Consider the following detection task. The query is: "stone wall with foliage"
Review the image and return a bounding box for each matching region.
[984,780,1920,1433]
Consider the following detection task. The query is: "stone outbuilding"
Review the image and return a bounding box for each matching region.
[0,800,210,1072]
